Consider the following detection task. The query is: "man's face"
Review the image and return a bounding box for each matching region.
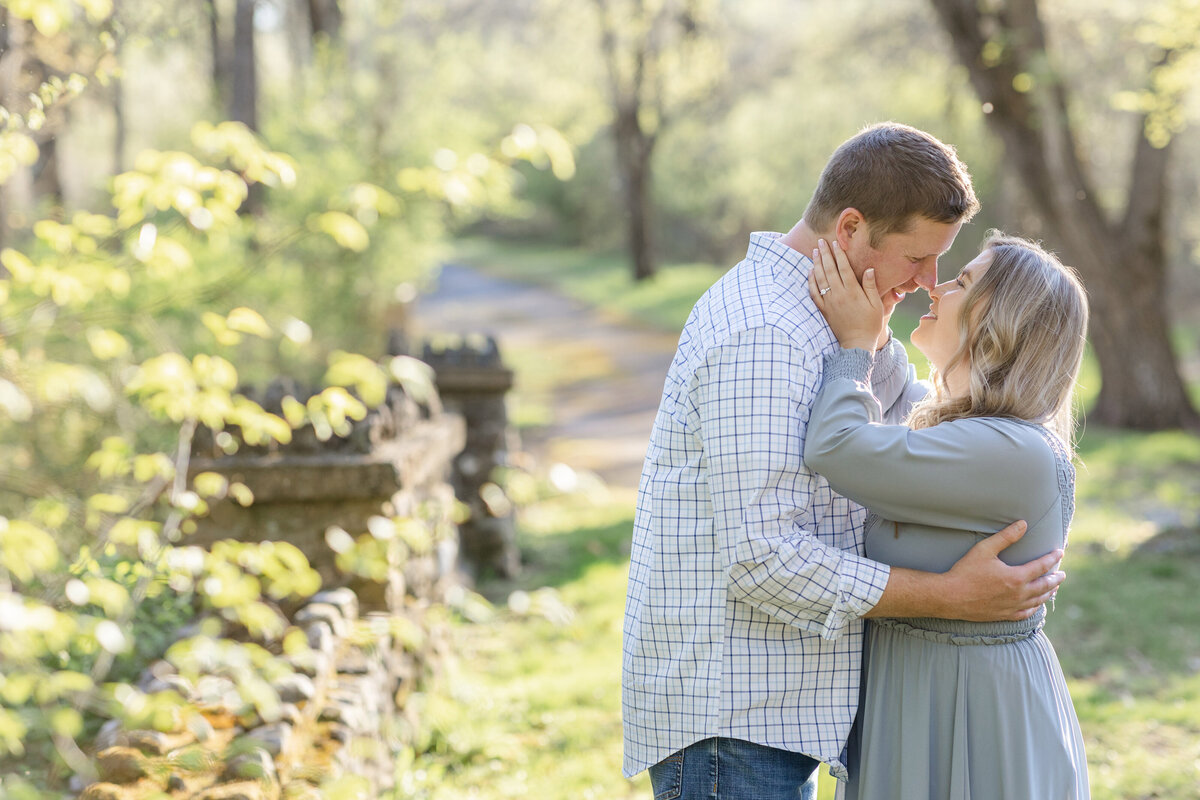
[842,217,963,313]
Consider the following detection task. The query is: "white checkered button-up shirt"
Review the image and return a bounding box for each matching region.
[622,232,920,780]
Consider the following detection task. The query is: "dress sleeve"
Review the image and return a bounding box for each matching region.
[694,328,890,640]
[803,349,1060,533]
[869,333,931,425]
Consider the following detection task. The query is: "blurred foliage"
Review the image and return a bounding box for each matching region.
[0,0,573,795]
[466,0,1200,295]
[0,110,341,791]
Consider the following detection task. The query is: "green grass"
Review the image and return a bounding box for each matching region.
[402,488,843,799]
[396,492,649,800]
[410,238,1200,799]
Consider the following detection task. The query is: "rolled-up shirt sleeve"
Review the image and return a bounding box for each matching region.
[694,328,890,640]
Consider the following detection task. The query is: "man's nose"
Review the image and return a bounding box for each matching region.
[914,261,938,291]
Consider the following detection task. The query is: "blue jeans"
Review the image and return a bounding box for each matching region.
[648,737,820,800]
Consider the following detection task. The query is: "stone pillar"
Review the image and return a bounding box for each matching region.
[189,382,466,612]
[417,335,521,579]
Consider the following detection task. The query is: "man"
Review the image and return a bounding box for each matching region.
[621,123,1065,799]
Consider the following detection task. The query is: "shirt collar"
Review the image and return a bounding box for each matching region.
[747,231,813,275]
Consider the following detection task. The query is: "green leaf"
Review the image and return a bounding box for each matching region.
[347,182,401,216]
[280,395,307,428]
[133,453,175,483]
[282,628,310,657]
[192,471,229,499]
[0,249,35,282]
[202,311,242,346]
[313,211,370,252]
[235,601,286,640]
[225,307,272,338]
[0,378,34,422]
[229,482,254,507]
[192,354,238,392]
[84,577,132,616]
[108,518,161,547]
[50,671,95,696]
[88,493,130,514]
[0,707,29,757]
[325,352,387,408]
[0,673,37,705]
[0,518,60,583]
[387,355,437,406]
[33,219,74,253]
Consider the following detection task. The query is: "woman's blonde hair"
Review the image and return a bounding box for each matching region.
[906,232,1089,454]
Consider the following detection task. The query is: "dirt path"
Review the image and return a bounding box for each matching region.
[409,263,680,490]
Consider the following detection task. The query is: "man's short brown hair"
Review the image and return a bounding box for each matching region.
[803,122,980,246]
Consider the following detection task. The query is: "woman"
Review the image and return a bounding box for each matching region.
[803,233,1090,799]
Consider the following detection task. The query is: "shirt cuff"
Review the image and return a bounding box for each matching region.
[819,551,890,641]
[822,348,874,385]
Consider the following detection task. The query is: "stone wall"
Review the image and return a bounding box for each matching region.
[74,339,521,798]
[74,368,484,798]
[78,588,438,799]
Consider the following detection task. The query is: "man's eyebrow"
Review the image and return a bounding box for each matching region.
[911,247,952,259]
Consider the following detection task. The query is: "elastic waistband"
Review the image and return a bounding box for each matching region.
[871,606,1045,646]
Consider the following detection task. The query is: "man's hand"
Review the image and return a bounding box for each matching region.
[866,520,1065,621]
[940,520,1064,621]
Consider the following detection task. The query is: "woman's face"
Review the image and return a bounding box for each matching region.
[912,249,993,379]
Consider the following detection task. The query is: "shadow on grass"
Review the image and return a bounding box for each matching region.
[518,517,633,589]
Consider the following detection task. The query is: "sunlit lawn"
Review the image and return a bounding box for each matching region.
[398,489,651,800]
[403,484,842,800]
[1048,429,1200,798]
[409,238,1200,800]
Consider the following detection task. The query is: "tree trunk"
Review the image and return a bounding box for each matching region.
[0,14,32,246]
[614,104,656,281]
[0,7,11,249]
[230,0,261,214]
[112,73,125,175]
[308,0,343,40]
[32,133,62,208]
[928,0,1199,430]
[205,0,228,111]
[594,0,659,281]
[110,0,125,175]
[230,0,258,130]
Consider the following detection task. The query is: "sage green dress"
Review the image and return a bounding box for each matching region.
[805,349,1089,800]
